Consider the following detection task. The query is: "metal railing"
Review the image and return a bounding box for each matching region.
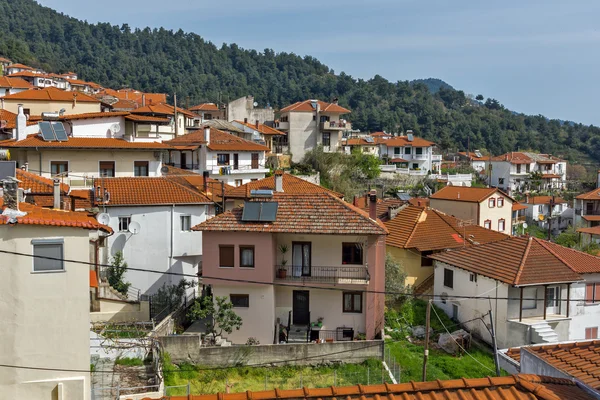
[275,265,368,283]
[126,286,141,302]
[581,209,600,216]
[308,328,354,342]
[166,162,199,170]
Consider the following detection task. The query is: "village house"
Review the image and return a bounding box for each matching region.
[378,132,442,175]
[384,204,508,294]
[0,86,105,116]
[0,75,32,96]
[189,102,226,122]
[0,56,11,74]
[457,150,487,172]
[130,102,198,138]
[341,136,383,157]
[6,71,70,90]
[490,152,567,195]
[574,186,600,230]
[232,119,286,154]
[0,177,111,400]
[276,99,351,162]
[193,190,387,345]
[429,186,515,233]
[431,236,600,349]
[512,202,528,235]
[4,63,42,76]
[226,95,275,125]
[521,195,572,234]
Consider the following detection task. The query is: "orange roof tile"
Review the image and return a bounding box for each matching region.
[430,236,583,285]
[0,76,33,89]
[583,215,600,222]
[0,109,17,128]
[344,137,386,146]
[355,196,405,222]
[16,169,69,194]
[408,197,430,207]
[458,151,488,161]
[161,166,233,201]
[58,111,130,121]
[131,103,196,118]
[111,99,138,110]
[190,103,219,111]
[542,174,562,179]
[113,90,167,106]
[576,188,600,200]
[537,239,600,274]
[150,375,593,400]
[193,192,387,235]
[226,172,343,199]
[0,57,11,63]
[166,127,269,152]
[491,152,533,163]
[577,226,600,236]
[382,135,436,147]
[385,205,509,252]
[370,131,392,137]
[2,136,170,150]
[523,196,567,205]
[95,177,212,206]
[124,113,171,123]
[7,71,48,78]
[0,202,110,232]
[513,203,529,211]
[430,186,513,203]
[280,99,351,114]
[234,120,286,136]
[506,340,600,391]
[1,87,100,103]
[7,63,34,70]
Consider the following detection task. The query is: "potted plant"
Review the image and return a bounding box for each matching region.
[278,244,288,279]
[311,317,324,328]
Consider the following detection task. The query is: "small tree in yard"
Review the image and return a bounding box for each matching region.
[188,296,242,342]
[385,253,408,306]
[152,279,190,314]
[108,251,131,295]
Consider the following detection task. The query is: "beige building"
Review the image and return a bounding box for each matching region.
[0,180,111,399]
[429,186,515,233]
[1,87,103,116]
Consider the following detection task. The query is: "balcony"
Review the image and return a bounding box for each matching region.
[210,165,270,175]
[167,163,200,170]
[513,215,527,224]
[274,265,368,285]
[580,209,600,216]
[432,154,442,162]
[413,153,427,160]
[320,121,350,131]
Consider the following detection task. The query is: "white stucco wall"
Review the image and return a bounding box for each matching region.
[0,225,91,400]
[382,145,434,171]
[568,274,600,340]
[68,116,126,138]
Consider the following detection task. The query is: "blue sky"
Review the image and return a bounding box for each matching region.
[41,0,600,125]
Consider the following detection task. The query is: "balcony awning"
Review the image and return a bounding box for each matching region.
[90,270,98,288]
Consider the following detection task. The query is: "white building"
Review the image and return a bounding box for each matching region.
[490,152,567,195]
[227,95,274,125]
[431,236,600,349]
[0,76,32,97]
[457,151,487,172]
[379,133,442,174]
[231,119,286,154]
[0,178,111,400]
[166,127,270,186]
[521,195,572,234]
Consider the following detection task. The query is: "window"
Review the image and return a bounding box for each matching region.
[498,219,506,232]
[234,179,243,187]
[404,147,411,155]
[497,198,504,208]
[239,246,255,268]
[452,304,459,320]
[180,215,191,231]
[526,164,531,173]
[99,161,115,177]
[219,245,234,268]
[421,250,434,267]
[586,283,599,304]
[313,115,316,121]
[322,132,330,147]
[516,164,522,173]
[415,147,423,155]
[523,287,538,309]
[204,113,212,120]
[118,216,131,232]
[134,161,149,177]
[217,154,230,166]
[488,198,496,208]
[470,273,477,282]
[32,239,64,272]
[498,178,505,185]
[230,294,249,308]
[251,179,258,182]
[342,243,363,265]
[251,153,259,169]
[443,268,454,289]
[585,327,598,339]
[412,163,419,169]
[343,292,362,313]
[50,161,68,177]
[23,108,30,116]
[394,147,400,155]
[280,116,288,123]
[484,220,491,229]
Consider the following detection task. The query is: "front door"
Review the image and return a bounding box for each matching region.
[181,152,188,169]
[546,286,561,316]
[292,242,311,277]
[292,290,310,325]
[251,153,259,169]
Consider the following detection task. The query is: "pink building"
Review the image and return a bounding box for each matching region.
[193,187,387,345]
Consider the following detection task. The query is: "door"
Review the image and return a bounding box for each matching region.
[586,202,594,215]
[251,153,259,169]
[292,242,311,277]
[233,154,239,170]
[546,286,560,316]
[181,152,188,169]
[292,290,310,325]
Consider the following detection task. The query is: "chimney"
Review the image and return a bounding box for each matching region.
[53,179,61,209]
[255,120,259,129]
[2,178,19,210]
[16,104,26,141]
[204,126,211,145]
[72,92,77,107]
[389,206,400,220]
[368,189,377,220]
[353,195,359,207]
[202,171,209,193]
[332,97,339,105]
[142,94,146,107]
[274,171,284,192]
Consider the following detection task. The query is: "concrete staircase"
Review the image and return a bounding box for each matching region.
[287,325,309,343]
[531,323,559,344]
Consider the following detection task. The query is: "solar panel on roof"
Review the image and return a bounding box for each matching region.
[364,137,374,143]
[51,122,68,141]
[474,150,482,158]
[242,202,261,221]
[259,202,278,222]
[39,121,56,141]
[407,133,414,142]
[241,201,279,222]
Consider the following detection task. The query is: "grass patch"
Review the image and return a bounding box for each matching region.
[163,354,389,395]
[115,357,144,367]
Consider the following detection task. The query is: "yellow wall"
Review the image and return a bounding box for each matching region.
[2,99,101,116]
[386,246,433,287]
[429,198,478,222]
[90,299,150,323]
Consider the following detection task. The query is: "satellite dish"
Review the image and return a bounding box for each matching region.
[253,101,258,107]
[110,123,121,134]
[128,221,141,235]
[160,165,170,174]
[523,223,528,229]
[96,213,110,226]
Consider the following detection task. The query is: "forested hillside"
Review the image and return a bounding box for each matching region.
[1,0,600,168]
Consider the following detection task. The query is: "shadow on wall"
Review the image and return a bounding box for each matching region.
[111,233,128,255]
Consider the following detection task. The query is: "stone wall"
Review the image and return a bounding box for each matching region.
[159,336,383,366]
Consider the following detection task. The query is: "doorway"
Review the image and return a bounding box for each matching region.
[233,154,239,170]
[546,286,561,315]
[181,152,188,169]
[292,290,310,325]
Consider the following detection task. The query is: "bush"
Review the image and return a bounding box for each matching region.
[115,357,144,366]
[107,251,130,295]
[245,337,260,345]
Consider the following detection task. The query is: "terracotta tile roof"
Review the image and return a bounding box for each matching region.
[582,215,600,222]
[193,192,387,235]
[1,135,170,149]
[506,340,600,391]
[577,226,600,236]
[190,103,219,111]
[280,99,351,114]
[111,99,138,110]
[385,205,509,252]
[7,63,33,70]
[355,196,405,222]
[0,57,11,63]
[382,135,436,147]
[131,103,196,118]
[542,174,562,179]
[161,166,233,201]
[491,152,563,164]
[226,172,343,199]
[124,113,171,123]
[344,137,386,145]
[58,111,130,121]
[113,90,167,106]
[0,109,17,128]
[458,151,488,161]
[0,76,32,89]
[430,236,583,285]
[370,131,392,137]
[575,189,600,200]
[430,186,513,203]
[523,196,567,205]
[408,197,430,207]
[6,71,45,78]
[0,201,111,232]
[149,375,593,400]
[1,87,100,103]
[16,169,69,194]
[94,177,212,206]
[537,239,600,274]
[513,203,529,211]
[167,127,269,152]
[234,120,286,135]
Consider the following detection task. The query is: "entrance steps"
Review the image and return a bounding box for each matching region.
[287,325,308,343]
[531,323,559,344]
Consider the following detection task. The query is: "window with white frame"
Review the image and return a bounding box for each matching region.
[497,198,504,207]
[118,216,131,232]
[498,219,506,232]
[180,215,192,231]
[484,220,491,229]
[488,198,496,208]
[32,239,64,272]
[469,273,477,283]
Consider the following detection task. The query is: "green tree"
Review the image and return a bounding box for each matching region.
[107,251,130,295]
[554,225,580,248]
[385,253,408,306]
[188,296,242,341]
[475,94,484,101]
[151,280,190,314]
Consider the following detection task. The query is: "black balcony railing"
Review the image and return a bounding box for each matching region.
[166,163,199,170]
[274,265,368,283]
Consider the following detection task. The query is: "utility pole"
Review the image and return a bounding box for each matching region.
[488,309,501,377]
[547,195,555,241]
[422,300,431,382]
[174,93,179,138]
